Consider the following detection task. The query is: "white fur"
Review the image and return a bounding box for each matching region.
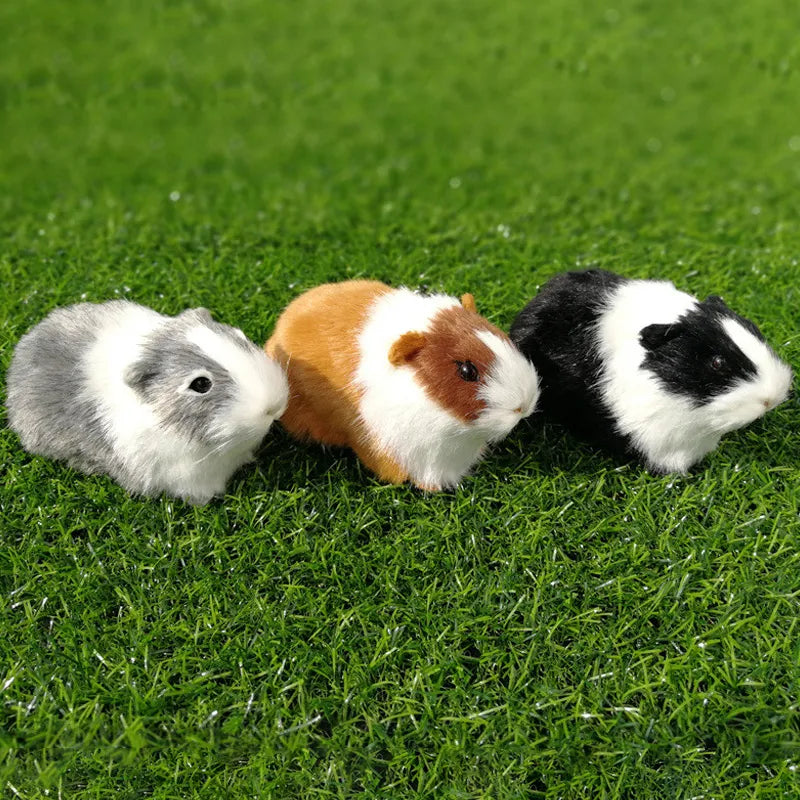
[84,303,171,478]
[703,318,793,433]
[476,330,539,440]
[84,305,287,504]
[355,289,539,489]
[597,281,792,473]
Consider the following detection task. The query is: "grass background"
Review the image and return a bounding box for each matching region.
[2,0,800,796]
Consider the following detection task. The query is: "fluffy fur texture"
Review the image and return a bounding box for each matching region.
[510,269,793,473]
[6,300,288,504]
[266,280,539,490]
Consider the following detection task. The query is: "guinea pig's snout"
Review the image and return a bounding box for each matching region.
[515,396,538,418]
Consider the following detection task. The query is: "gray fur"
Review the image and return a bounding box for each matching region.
[125,310,249,444]
[6,302,121,476]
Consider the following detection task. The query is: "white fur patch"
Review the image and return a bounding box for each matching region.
[355,289,537,488]
[598,281,721,472]
[476,330,540,440]
[721,318,793,404]
[597,281,792,472]
[704,317,793,433]
[84,304,202,496]
[85,302,167,458]
[355,289,469,488]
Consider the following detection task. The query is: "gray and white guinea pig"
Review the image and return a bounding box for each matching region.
[266,280,540,491]
[509,269,793,473]
[6,300,289,504]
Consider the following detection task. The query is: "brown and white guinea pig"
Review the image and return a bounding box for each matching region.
[266,280,540,490]
[510,269,793,474]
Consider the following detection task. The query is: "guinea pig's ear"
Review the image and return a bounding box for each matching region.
[460,293,477,313]
[639,323,683,351]
[388,331,427,366]
[123,360,157,394]
[180,307,214,325]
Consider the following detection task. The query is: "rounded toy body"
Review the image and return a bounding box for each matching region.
[6,300,289,504]
[510,269,793,473]
[266,280,539,490]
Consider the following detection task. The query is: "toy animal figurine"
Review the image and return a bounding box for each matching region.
[510,269,793,473]
[266,280,540,490]
[6,300,289,504]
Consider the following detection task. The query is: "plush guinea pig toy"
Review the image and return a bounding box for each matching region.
[6,300,289,504]
[266,280,540,490]
[509,269,793,473]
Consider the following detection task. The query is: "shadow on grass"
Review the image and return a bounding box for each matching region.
[501,413,632,477]
[247,412,607,496]
[715,410,800,470]
[250,422,376,493]
[205,392,800,505]
[245,416,567,497]
[507,400,800,481]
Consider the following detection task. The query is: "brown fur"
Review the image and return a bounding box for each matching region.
[409,305,502,422]
[388,331,426,367]
[266,280,386,444]
[265,280,412,483]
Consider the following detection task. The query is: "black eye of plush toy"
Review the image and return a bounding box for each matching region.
[189,376,213,393]
[710,355,725,371]
[456,360,479,382]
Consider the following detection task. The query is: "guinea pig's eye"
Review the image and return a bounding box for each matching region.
[710,355,726,371]
[188,376,213,394]
[456,360,479,382]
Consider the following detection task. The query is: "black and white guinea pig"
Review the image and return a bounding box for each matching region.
[6,300,289,504]
[509,269,793,473]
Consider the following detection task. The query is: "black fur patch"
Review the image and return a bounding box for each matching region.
[639,301,759,404]
[510,269,635,456]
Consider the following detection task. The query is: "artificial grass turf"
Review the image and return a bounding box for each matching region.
[2,0,800,797]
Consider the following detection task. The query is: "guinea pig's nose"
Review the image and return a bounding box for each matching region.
[514,406,522,414]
